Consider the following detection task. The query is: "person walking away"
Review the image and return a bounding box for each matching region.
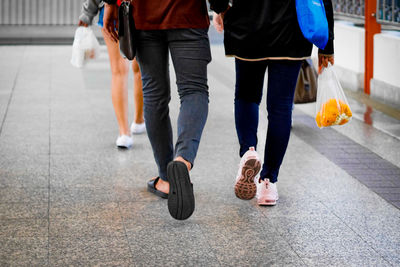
[102,0,211,220]
[211,0,334,205]
[79,0,146,149]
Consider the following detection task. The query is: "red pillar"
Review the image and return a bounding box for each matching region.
[364,0,381,95]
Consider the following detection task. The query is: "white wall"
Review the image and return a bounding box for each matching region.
[371,32,400,107]
[330,21,365,92]
[374,32,400,88]
[334,21,365,73]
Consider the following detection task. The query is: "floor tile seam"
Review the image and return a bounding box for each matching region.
[116,201,138,265]
[47,47,53,267]
[0,46,25,137]
[0,201,49,205]
[196,224,224,267]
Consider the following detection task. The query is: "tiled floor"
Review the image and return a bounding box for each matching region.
[292,112,400,209]
[0,42,399,266]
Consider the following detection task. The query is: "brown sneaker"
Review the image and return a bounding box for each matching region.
[234,147,261,200]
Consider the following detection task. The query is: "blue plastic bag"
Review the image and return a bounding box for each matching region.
[296,0,329,49]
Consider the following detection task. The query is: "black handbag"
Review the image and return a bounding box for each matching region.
[294,59,318,104]
[118,1,136,60]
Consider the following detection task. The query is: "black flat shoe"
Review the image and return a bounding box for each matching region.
[147,177,168,199]
[167,161,195,220]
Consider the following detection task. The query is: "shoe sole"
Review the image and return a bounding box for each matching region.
[131,129,146,135]
[234,158,261,200]
[117,145,131,149]
[258,199,277,206]
[167,161,195,220]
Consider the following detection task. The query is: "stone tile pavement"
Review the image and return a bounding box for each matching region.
[0,44,399,266]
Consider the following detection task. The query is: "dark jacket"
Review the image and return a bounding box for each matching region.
[210,0,334,60]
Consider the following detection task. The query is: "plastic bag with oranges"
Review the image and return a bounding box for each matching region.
[315,64,352,128]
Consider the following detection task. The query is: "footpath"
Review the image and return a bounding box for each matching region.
[0,36,399,265]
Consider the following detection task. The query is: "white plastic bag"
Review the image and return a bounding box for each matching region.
[315,64,352,128]
[71,26,100,68]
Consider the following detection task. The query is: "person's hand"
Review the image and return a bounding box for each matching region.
[318,54,334,74]
[103,3,119,42]
[212,6,230,33]
[213,12,224,33]
[78,20,88,27]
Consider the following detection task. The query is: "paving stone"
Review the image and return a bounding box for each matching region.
[302,256,391,267]
[0,155,49,188]
[0,187,48,203]
[50,217,125,237]
[0,236,48,266]
[270,216,379,259]
[50,155,154,187]
[330,157,361,164]
[49,235,133,266]
[50,202,120,219]
[198,216,302,266]
[376,168,400,175]
[124,220,221,266]
[50,187,116,204]
[0,219,48,237]
[381,251,400,266]
[391,179,400,186]
[0,203,48,220]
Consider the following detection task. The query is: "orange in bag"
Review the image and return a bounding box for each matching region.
[315,99,352,128]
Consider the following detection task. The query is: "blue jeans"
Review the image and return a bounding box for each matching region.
[135,29,211,181]
[235,59,301,183]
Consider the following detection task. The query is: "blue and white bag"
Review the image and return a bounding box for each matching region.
[295,0,329,49]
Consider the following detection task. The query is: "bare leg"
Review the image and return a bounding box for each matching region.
[132,58,144,124]
[102,29,130,136]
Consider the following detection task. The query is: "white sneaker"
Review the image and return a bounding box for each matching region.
[256,178,279,206]
[130,122,146,134]
[234,147,261,200]
[116,135,133,149]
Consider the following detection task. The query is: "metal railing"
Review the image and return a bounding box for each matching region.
[333,0,400,28]
[0,0,83,25]
[1,0,398,29]
[377,0,400,27]
[333,0,365,24]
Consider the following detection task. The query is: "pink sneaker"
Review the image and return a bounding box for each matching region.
[234,147,261,200]
[256,178,279,205]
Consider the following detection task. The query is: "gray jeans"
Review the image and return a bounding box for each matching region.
[136,28,211,181]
